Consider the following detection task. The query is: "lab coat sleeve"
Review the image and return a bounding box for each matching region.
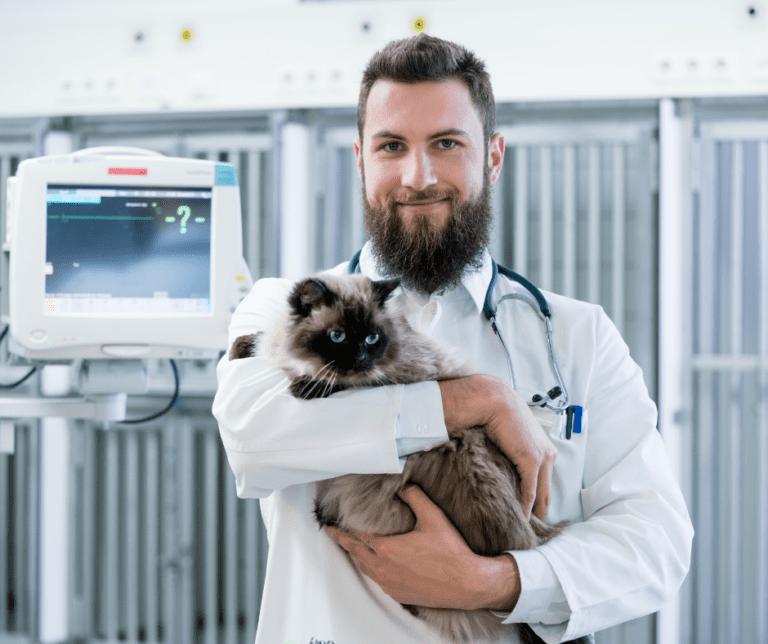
[212,277,448,499]
[504,308,693,642]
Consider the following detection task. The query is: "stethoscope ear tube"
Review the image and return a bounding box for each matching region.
[485,260,570,416]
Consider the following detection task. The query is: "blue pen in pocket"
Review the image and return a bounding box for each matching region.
[565,405,583,439]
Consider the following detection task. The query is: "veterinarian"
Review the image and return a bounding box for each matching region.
[213,34,693,644]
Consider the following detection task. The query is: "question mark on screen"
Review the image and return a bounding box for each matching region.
[178,205,191,234]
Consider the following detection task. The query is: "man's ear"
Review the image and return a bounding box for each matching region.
[488,133,505,185]
[354,138,364,181]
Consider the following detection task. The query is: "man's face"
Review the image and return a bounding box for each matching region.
[354,79,504,294]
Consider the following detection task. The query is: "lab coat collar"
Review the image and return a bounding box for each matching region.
[358,242,492,315]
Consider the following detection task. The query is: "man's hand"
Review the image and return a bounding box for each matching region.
[439,375,557,522]
[326,485,521,611]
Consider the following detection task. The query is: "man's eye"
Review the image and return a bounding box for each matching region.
[439,139,458,149]
[383,142,401,152]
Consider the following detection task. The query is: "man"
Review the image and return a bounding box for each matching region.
[213,34,693,644]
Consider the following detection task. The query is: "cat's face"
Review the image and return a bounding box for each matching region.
[286,276,401,383]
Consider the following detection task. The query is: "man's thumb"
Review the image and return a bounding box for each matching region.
[397,485,441,527]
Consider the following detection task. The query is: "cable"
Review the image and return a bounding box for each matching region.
[0,326,38,389]
[118,359,180,424]
[2,325,180,422]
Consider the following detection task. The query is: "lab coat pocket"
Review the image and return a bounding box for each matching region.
[529,404,589,524]
[528,403,564,440]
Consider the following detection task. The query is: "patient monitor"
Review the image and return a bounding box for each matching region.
[4,148,253,360]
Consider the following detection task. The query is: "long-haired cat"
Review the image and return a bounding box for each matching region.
[230,274,587,644]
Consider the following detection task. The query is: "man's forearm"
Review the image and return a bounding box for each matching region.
[474,553,521,612]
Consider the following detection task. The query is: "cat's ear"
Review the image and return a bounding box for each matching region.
[289,278,337,317]
[371,278,401,307]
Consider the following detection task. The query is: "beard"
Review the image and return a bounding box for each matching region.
[362,167,493,295]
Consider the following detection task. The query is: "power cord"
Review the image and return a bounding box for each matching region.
[0,327,37,389]
[117,359,180,424]
[1,325,180,423]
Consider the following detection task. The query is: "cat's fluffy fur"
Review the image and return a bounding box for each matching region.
[230,274,586,644]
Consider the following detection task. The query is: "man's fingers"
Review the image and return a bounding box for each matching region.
[327,527,376,555]
[532,457,554,522]
[518,466,538,521]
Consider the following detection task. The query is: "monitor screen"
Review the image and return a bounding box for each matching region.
[45,184,212,316]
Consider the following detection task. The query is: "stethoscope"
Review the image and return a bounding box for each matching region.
[348,250,583,439]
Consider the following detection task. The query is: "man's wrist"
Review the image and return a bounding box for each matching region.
[438,374,501,435]
[472,553,521,612]
[485,553,520,613]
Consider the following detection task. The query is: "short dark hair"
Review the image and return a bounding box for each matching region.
[357,34,496,144]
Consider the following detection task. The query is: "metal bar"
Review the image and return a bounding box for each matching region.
[758,138,768,644]
[69,424,85,637]
[539,146,553,291]
[16,425,29,633]
[323,148,340,268]
[259,505,269,626]
[224,448,238,644]
[588,144,601,303]
[144,430,160,643]
[562,144,576,298]
[728,140,743,644]
[124,431,140,641]
[244,499,259,643]
[161,425,178,644]
[694,137,717,642]
[514,147,528,274]
[83,423,95,640]
[27,423,40,641]
[205,432,219,644]
[612,144,625,333]
[105,432,121,639]
[247,151,261,279]
[180,422,195,644]
[0,448,8,632]
[13,425,27,632]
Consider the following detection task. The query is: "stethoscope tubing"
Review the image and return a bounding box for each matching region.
[347,251,571,415]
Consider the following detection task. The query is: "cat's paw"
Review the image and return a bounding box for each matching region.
[229,333,261,360]
[290,377,324,398]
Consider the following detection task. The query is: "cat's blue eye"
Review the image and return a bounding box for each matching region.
[330,330,345,343]
[365,334,379,345]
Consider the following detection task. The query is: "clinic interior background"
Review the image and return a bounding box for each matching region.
[1,0,767,643]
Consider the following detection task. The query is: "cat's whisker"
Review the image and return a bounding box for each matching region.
[325,372,338,397]
[312,361,336,382]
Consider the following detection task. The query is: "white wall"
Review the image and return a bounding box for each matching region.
[1,0,768,118]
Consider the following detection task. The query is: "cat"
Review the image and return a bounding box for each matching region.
[230,274,588,644]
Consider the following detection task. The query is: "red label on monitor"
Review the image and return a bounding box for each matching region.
[108,168,148,175]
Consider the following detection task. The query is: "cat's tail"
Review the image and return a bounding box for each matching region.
[530,516,569,544]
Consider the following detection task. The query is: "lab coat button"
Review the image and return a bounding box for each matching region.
[417,423,427,434]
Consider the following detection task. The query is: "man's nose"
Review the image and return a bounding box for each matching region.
[401,149,438,191]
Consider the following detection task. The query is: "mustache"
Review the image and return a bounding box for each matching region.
[388,188,458,205]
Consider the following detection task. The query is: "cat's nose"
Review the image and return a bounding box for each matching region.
[353,346,371,371]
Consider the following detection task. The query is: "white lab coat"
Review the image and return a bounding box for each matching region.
[212,244,693,644]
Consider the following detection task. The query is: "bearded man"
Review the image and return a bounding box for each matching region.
[214,34,692,644]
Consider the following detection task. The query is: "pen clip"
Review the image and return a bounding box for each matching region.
[565,405,583,440]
